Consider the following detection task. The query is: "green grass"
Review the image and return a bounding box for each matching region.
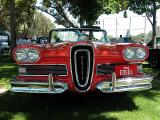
[0,55,17,89]
[0,57,160,120]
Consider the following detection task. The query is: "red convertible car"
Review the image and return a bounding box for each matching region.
[10,27,153,94]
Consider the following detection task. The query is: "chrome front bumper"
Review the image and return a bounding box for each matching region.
[96,73,153,93]
[10,74,68,94]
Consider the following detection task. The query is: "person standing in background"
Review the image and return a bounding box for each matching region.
[118,35,124,43]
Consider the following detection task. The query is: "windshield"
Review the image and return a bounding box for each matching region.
[50,29,108,43]
[0,35,8,42]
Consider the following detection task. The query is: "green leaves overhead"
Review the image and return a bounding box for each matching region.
[0,0,10,31]
[14,0,36,27]
[31,12,55,37]
[61,0,129,25]
[129,0,160,16]
[103,0,129,14]
[42,0,129,26]
[64,0,104,25]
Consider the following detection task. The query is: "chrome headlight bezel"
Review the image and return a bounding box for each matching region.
[123,47,147,60]
[15,48,40,62]
[136,48,146,59]
[27,49,40,61]
[16,49,28,61]
[124,48,135,60]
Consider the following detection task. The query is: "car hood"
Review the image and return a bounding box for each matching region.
[40,42,142,58]
[14,41,148,64]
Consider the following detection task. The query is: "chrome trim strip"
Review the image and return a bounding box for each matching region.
[18,75,51,77]
[11,81,49,85]
[11,81,68,86]
[10,87,68,94]
[74,49,90,87]
[19,75,67,77]
[20,64,68,65]
[10,79,68,94]
[96,74,153,93]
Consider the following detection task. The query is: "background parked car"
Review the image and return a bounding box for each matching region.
[36,37,48,44]
[0,32,10,55]
[147,36,160,67]
[16,39,32,45]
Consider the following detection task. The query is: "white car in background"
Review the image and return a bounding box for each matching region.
[0,35,10,55]
[16,39,32,45]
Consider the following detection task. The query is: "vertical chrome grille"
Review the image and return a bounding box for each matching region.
[71,45,94,92]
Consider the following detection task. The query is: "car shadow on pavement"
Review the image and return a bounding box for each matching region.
[0,92,138,120]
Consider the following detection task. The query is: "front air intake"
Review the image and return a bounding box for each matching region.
[71,45,94,92]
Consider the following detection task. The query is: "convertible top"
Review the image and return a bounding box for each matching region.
[50,27,106,32]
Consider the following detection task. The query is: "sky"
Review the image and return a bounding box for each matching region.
[98,9,160,37]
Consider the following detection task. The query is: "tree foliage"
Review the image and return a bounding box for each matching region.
[40,0,77,28]
[41,0,128,27]
[30,12,55,37]
[9,0,37,50]
[1,0,55,50]
[0,0,10,31]
[61,0,105,25]
[15,0,36,30]
[0,0,36,32]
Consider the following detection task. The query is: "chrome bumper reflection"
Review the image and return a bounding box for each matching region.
[10,74,68,94]
[96,73,153,93]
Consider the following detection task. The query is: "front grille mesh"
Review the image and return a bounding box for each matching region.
[71,45,94,92]
[19,65,67,75]
[97,64,114,75]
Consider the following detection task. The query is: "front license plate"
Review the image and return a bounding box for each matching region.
[115,65,137,76]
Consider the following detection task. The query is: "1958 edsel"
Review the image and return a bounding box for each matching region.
[10,27,153,94]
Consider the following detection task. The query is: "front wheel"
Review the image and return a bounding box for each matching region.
[149,56,159,67]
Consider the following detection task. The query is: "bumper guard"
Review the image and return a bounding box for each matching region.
[96,73,153,93]
[10,74,68,94]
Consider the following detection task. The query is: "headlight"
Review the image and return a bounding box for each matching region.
[124,48,135,59]
[28,49,39,61]
[16,49,27,61]
[15,48,40,62]
[136,48,146,59]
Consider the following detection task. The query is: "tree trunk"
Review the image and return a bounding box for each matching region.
[79,16,84,27]
[152,0,157,48]
[9,0,17,52]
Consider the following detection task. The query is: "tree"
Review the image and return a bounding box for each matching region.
[146,26,160,44]
[8,0,36,51]
[61,0,106,26]
[1,0,37,50]
[0,0,10,31]
[9,0,17,51]
[35,0,77,28]
[29,11,55,37]
[15,0,36,34]
[40,0,128,27]
[129,0,160,48]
